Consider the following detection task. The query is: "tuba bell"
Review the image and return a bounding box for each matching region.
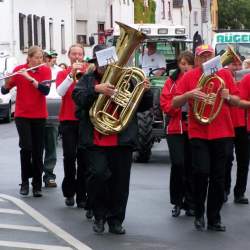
[89,22,147,135]
[193,45,241,124]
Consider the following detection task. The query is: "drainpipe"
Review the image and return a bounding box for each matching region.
[10,0,15,56]
[71,0,75,43]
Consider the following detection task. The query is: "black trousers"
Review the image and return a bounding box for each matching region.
[190,138,232,224]
[60,121,87,203]
[167,133,194,209]
[86,146,132,225]
[225,127,250,197]
[15,117,46,190]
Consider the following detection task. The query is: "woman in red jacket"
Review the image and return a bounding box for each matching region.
[160,51,194,217]
[1,46,51,197]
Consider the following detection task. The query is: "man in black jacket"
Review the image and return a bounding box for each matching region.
[72,45,152,234]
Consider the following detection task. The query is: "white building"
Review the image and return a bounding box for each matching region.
[0,0,73,65]
[155,0,212,44]
[74,0,134,58]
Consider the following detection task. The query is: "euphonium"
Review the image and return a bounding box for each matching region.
[89,21,147,135]
[193,45,241,124]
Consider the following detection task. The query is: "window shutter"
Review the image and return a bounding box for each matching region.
[27,14,33,47]
[41,16,46,49]
[19,13,25,50]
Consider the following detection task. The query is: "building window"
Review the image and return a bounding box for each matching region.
[123,0,126,3]
[194,11,198,26]
[173,0,183,8]
[33,15,41,46]
[49,18,54,51]
[127,0,129,5]
[110,5,113,28]
[168,1,172,20]
[41,16,46,49]
[76,20,87,46]
[98,22,105,45]
[61,20,66,54]
[27,14,33,47]
[162,0,166,19]
[19,13,25,50]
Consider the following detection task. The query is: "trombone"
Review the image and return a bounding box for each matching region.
[0,63,46,81]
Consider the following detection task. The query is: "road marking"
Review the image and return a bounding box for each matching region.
[0,241,73,250]
[0,208,23,214]
[0,194,92,250]
[0,223,47,232]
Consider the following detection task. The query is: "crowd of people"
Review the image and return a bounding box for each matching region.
[1,41,250,235]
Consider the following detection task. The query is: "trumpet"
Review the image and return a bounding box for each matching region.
[73,60,95,81]
[0,63,46,81]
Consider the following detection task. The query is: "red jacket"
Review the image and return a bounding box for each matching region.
[8,64,51,118]
[176,67,239,140]
[160,73,188,134]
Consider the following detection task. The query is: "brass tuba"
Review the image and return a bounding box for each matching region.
[193,45,241,124]
[89,22,147,135]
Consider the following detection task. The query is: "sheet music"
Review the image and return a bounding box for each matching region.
[96,46,118,67]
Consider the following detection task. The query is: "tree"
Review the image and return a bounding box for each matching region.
[134,0,156,23]
[218,0,250,29]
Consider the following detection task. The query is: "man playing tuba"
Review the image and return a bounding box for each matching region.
[72,44,152,234]
[172,44,240,232]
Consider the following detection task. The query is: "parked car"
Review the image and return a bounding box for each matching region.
[0,51,18,122]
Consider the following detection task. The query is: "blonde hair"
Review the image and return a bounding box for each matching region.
[27,46,43,58]
[243,59,250,69]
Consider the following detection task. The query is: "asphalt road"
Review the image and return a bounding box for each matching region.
[1,120,250,250]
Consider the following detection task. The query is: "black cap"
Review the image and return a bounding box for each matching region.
[88,44,107,63]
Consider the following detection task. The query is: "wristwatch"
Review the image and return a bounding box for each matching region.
[68,73,73,79]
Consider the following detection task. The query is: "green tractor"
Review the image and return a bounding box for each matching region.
[131,24,192,162]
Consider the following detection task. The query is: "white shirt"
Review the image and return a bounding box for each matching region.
[47,64,62,99]
[140,53,166,76]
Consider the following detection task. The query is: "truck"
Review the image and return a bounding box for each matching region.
[212,30,250,59]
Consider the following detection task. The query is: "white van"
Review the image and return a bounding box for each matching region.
[212,31,250,59]
[0,51,17,122]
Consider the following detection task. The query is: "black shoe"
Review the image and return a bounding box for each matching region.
[234,195,249,204]
[171,205,181,217]
[194,216,205,231]
[19,182,29,196]
[93,219,105,233]
[77,200,87,208]
[207,222,226,232]
[185,208,195,217]
[65,197,75,206]
[86,210,94,219]
[33,189,42,197]
[109,224,126,235]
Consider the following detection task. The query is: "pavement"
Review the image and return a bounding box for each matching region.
[1,120,250,250]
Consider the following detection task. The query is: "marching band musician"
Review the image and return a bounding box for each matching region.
[56,44,88,208]
[224,58,250,204]
[1,46,51,197]
[172,45,240,232]
[160,51,195,217]
[72,44,153,234]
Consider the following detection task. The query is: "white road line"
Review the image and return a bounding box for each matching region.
[0,194,92,250]
[0,241,73,250]
[0,224,47,232]
[0,208,23,214]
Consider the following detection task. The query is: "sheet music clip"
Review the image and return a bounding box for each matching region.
[202,55,222,77]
